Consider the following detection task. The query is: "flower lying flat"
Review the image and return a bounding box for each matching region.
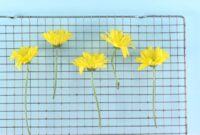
[101,29,133,58]
[72,52,108,75]
[135,46,169,128]
[42,29,72,47]
[10,46,38,135]
[72,52,108,127]
[136,47,169,70]
[101,29,134,89]
[10,46,38,70]
[42,29,72,99]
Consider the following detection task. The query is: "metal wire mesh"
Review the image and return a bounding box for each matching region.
[0,16,187,135]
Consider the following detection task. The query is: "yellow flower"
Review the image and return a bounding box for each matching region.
[136,46,169,127]
[42,29,72,47]
[43,29,72,99]
[101,29,132,58]
[136,47,169,70]
[72,52,108,75]
[10,46,38,70]
[72,52,108,127]
[10,46,38,135]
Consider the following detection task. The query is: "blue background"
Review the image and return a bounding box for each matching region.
[0,0,199,134]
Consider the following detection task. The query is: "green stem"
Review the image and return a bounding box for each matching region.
[25,65,31,135]
[53,48,58,99]
[111,49,120,89]
[91,71,101,127]
[152,66,157,128]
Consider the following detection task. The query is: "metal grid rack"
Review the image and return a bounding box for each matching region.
[0,16,187,135]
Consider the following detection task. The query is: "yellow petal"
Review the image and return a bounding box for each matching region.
[138,64,148,71]
[79,67,84,75]
[135,57,142,63]
[10,51,16,60]
[121,47,129,58]
[16,62,22,70]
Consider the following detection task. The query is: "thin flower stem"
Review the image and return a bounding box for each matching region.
[25,65,31,135]
[152,66,157,128]
[111,49,120,89]
[53,48,58,99]
[91,71,101,127]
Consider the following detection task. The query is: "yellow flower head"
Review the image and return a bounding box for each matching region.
[42,29,72,47]
[136,47,169,70]
[72,52,108,75]
[10,46,38,70]
[101,29,132,58]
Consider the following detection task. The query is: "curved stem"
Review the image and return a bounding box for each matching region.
[25,65,31,135]
[91,71,101,127]
[152,66,157,128]
[111,49,120,89]
[53,48,58,99]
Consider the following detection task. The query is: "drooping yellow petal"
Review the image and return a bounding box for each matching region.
[121,47,130,58]
[42,29,72,47]
[135,46,169,70]
[72,52,108,75]
[16,61,22,70]
[138,64,149,71]
[79,67,85,75]
[10,46,38,70]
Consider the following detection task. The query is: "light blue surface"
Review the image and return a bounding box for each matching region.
[0,0,199,134]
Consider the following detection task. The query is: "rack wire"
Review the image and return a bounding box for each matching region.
[0,16,187,135]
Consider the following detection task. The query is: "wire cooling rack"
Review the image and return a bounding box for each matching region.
[0,16,187,135]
